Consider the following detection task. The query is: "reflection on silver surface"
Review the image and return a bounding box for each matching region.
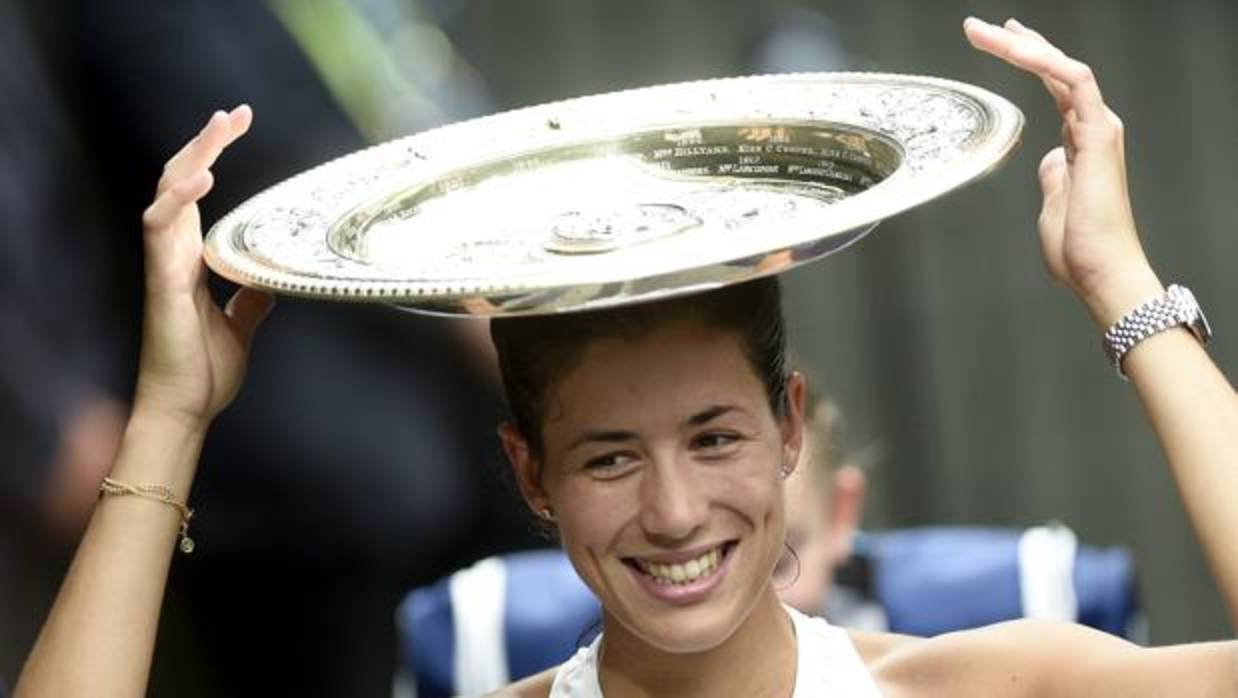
[204,72,1022,316]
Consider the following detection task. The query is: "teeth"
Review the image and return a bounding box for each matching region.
[638,546,723,585]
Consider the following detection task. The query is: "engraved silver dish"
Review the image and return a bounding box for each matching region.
[204,73,1022,316]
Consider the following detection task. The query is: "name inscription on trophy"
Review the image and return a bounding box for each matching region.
[325,121,904,273]
[631,124,899,194]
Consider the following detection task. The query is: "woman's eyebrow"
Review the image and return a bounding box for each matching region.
[685,404,741,426]
[567,429,638,453]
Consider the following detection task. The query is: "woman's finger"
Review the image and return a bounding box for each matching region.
[1061,112,1080,162]
[156,111,226,195]
[963,17,1108,125]
[1036,147,1070,281]
[157,105,252,196]
[142,170,214,231]
[1002,17,1047,42]
[224,287,276,345]
[1002,19,1072,115]
[1037,147,1069,225]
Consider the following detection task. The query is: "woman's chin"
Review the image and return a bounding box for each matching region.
[605,543,756,654]
[623,601,745,654]
[581,523,789,655]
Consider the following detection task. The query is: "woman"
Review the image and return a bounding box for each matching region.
[15,17,1238,697]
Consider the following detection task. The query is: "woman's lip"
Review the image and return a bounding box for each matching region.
[625,541,736,606]
[625,540,733,565]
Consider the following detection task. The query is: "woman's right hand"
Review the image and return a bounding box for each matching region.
[134,106,274,430]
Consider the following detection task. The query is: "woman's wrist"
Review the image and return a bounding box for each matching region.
[130,373,216,432]
[1077,263,1166,330]
[127,398,211,439]
[109,405,210,498]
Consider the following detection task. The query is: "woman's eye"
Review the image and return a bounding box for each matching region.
[691,432,740,452]
[584,452,638,475]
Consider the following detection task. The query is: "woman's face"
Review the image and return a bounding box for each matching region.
[505,320,804,653]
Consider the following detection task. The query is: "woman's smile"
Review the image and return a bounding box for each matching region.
[622,540,739,605]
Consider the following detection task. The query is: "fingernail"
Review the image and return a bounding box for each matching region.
[1006,17,1024,29]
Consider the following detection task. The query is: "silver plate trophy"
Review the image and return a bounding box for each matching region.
[204,73,1022,316]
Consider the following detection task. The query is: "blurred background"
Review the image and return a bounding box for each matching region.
[1,0,1234,695]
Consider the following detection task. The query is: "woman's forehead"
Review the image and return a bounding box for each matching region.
[547,322,768,426]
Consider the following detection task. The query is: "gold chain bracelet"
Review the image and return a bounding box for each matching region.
[99,477,196,554]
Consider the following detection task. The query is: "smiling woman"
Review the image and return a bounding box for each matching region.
[492,279,818,693]
[11,15,1238,698]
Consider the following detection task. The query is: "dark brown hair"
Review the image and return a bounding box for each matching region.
[490,277,789,459]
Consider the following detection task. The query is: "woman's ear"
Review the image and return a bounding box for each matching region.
[498,421,551,516]
[780,371,807,476]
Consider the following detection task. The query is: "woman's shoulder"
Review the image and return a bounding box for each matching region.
[847,620,1105,698]
[484,666,558,698]
[845,626,922,665]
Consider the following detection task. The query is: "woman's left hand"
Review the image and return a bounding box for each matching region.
[964,17,1164,327]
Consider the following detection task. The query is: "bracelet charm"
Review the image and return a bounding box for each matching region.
[99,477,196,554]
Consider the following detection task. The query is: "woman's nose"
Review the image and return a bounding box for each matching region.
[637,458,707,542]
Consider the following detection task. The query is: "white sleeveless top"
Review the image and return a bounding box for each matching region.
[547,605,882,696]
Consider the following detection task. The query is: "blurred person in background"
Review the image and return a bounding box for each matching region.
[7,1,534,695]
[0,2,129,543]
[773,399,867,619]
[0,4,129,691]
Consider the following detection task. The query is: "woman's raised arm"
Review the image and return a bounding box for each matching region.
[15,106,273,698]
[965,17,1238,628]
[867,21,1238,698]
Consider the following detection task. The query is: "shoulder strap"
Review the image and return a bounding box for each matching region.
[787,606,883,697]
[548,635,605,698]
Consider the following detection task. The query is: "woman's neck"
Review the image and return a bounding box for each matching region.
[596,587,797,697]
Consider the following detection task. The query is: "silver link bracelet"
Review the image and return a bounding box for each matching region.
[1101,284,1212,378]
